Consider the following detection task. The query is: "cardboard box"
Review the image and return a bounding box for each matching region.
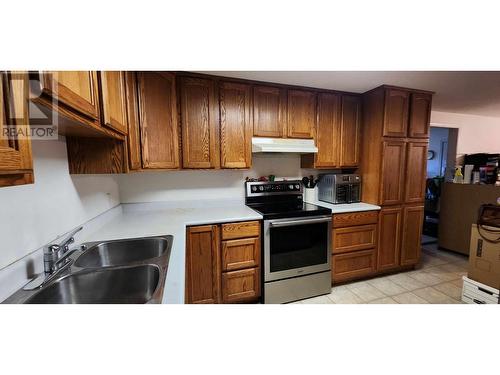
[468,224,500,289]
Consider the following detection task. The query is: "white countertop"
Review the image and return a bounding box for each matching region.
[77,199,262,304]
[312,200,381,213]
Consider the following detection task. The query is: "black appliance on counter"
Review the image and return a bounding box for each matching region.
[245,180,332,304]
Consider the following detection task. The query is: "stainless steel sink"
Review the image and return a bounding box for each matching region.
[26,265,160,304]
[74,237,170,268]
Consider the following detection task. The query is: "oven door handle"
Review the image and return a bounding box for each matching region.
[269,217,332,228]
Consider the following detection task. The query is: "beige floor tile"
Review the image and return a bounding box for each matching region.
[450,278,464,288]
[388,273,427,291]
[406,270,444,286]
[327,288,364,304]
[419,254,449,268]
[368,297,398,304]
[413,287,459,304]
[439,262,468,274]
[300,295,333,304]
[423,266,461,282]
[346,281,387,302]
[434,282,463,300]
[393,292,429,304]
[367,277,408,296]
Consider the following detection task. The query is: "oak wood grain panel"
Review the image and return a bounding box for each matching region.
[252,85,286,138]
[332,249,376,283]
[287,89,316,139]
[186,225,221,304]
[333,224,377,254]
[124,72,141,170]
[137,72,180,169]
[340,95,361,167]
[221,221,260,240]
[404,141,428,203]
[40,71,100,120]
[222,237,260,271]
[179,76,220,169]
[400,205,424,266]
[380,140,406,205]
[382,88,409,138]
[66,137,125,174]
[313,92,341,167]
[221,267,260,303]
[409,92,432,138]
[377,207,402,271]
[333,211,379,228]
[219,81,252,168]
[100,71,128,135]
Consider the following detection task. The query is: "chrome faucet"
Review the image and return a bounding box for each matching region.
[23,226,83,290]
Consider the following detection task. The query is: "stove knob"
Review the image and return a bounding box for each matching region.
[259,186,264,191]
[251,186,257,192]
[295,184,300,190]
[288,184,294,190]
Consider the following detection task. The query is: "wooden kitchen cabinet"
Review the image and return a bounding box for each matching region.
[333,225,377,254]
[377,207,402,271]
[400,205,424,266]
[185,225,221,304]
[409,92,432,138]
[380,140,406,205]
[219,81,252,169]
[222,237,260,271]
[253,85,286,138]
[124,71,141,171]
[340,95,361,167]
[0,71,34,187]
[221,268,260,303]
[99,71,128,135]
[137,72,180,169]
[179,76,220,169]
[287,89,316,139]
[382,88,409,138]
[404,141,428,203]
[332,249,376,283]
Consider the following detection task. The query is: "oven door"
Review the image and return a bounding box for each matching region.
[264,215,332,282]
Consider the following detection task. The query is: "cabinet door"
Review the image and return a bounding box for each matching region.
[401,205,424,266]
[253,85,286,138]
[383,89,409,137]
[137,72,179,169]
[377,207,402,271]
[124,72,141,170]
[100,71,128,135]
[404,141,428,204]
[221,268,260,303]
[180,77,220,169]
[333,224,377,254]
[186,225,221,304]
[0,72,34,187]
[219,82,252,169]
[340,95,361,167]
[314,92,341,167]
[40,71,100,119]
[332,249,376,283]
[222,237,260,271]
[380,140,406,205]
[287,89,316,139]
[409,92,432,138]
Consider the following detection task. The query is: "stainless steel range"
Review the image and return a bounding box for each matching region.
[245,180,332,304]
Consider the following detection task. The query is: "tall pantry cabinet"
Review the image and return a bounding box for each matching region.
[361,86,432,272]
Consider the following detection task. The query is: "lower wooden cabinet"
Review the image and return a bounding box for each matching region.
[377,207,402,271]
[400,205,424,266]
[332,249,376,283]
[333,224,377,254]
[186,221,261,304]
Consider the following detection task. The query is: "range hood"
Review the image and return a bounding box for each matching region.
[251,137,318,154]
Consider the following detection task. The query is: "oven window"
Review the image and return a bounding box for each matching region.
[269,221,328,272]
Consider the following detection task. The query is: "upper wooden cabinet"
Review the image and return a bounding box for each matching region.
[253,85,286,138]
[340,95,361,167]
[219,81,252,169]
[124,72,141,171]
[40,71,100,120]
[380,140,406,205]
[137,72,180,169]
[179,76,220,169]
[287,89,316,139]
[383,88,409,138]
[404,141,428,204]
[0,72,34,187]
[409,92,432,138]
[99,71,128,135]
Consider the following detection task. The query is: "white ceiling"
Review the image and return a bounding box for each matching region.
[205,71,500,118]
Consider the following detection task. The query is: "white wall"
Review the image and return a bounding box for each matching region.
[431,111,500,156]
[118,153,326,203]
[0,137,120,270]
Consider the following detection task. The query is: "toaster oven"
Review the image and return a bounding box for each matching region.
[318,174,361,204]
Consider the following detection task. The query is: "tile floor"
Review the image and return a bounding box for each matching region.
[298,242,468,304]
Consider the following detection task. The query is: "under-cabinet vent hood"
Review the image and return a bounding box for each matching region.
[251,137,318,154]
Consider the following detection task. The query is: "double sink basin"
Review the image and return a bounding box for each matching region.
[6,236,172,304]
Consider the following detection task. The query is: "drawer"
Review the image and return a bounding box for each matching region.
[333,224,377,254]
[222,237,260,271]
[221,221,260,240]
[332,249,376,283]
[222,268,261,303]
[333,211,379,228]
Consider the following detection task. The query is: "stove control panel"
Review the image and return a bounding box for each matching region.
[246,180,303,196]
